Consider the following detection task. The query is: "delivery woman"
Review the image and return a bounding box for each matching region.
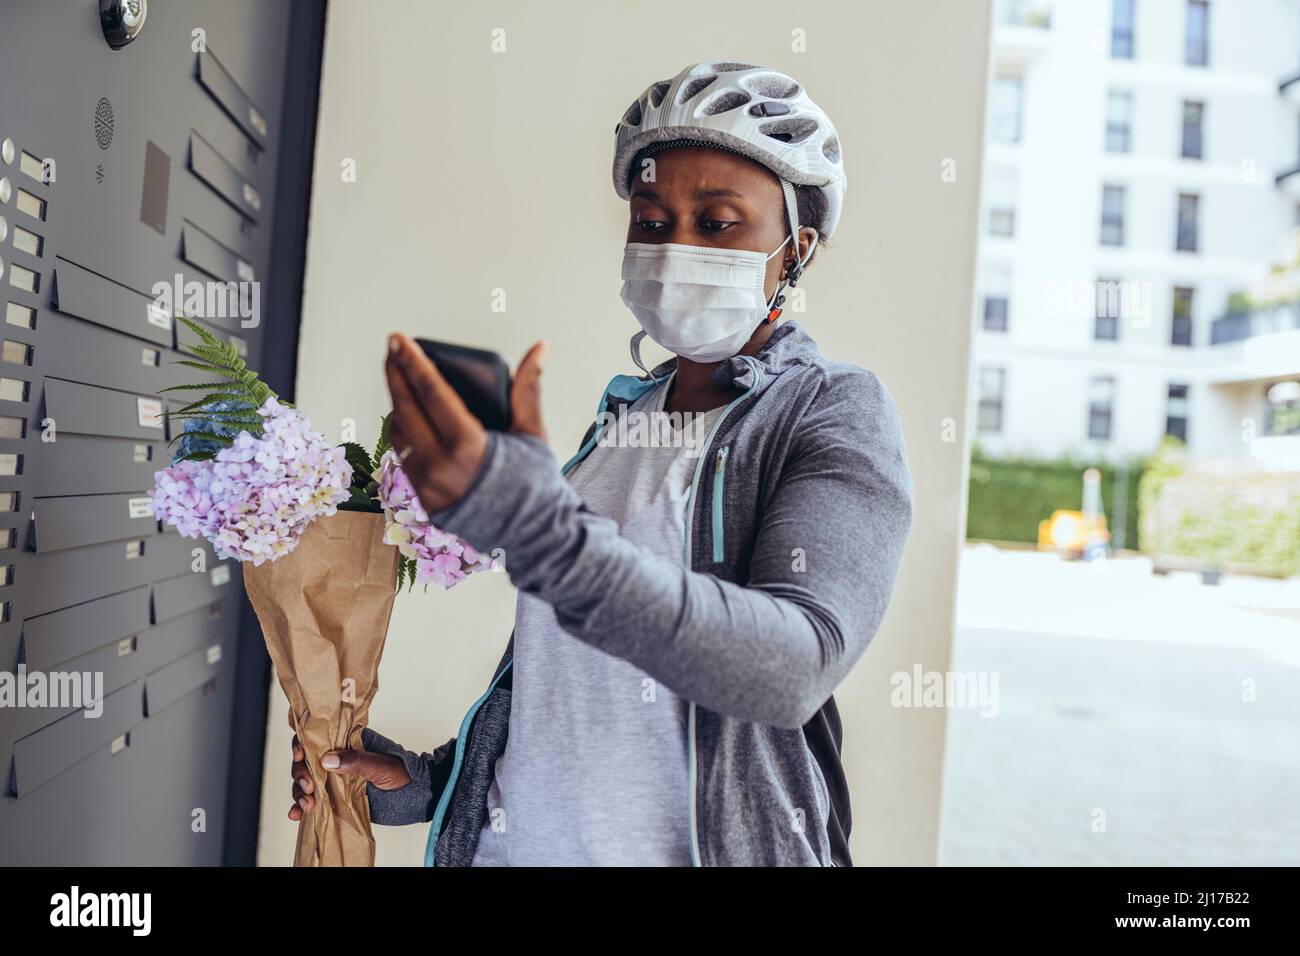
[289,61,913,866]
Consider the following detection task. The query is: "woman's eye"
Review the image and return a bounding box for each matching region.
[636,220,666,232]
[700,220,736,232]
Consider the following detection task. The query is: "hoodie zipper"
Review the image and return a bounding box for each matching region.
[682,356,760,866]
[711,447,729,563]
[425,660,512,866]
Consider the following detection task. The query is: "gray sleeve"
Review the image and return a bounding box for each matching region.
[361,727,454,826]
[429,368,913,730]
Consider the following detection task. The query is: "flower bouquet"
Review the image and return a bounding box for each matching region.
[151,319,494,866]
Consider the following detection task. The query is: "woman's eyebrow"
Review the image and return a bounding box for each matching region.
[630,187,746,202]
[693,187,744,200]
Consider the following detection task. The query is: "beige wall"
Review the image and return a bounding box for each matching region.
[257,0,989,866]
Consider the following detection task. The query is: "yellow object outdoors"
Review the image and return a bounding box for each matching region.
[1038,509,1110,557]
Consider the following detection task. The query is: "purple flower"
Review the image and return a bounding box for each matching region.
[150,399,352,564]
[374,449,498,589]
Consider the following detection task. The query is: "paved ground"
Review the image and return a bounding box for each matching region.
[940,546,1300,866]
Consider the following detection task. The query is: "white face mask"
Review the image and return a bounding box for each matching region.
[619,238,790,363]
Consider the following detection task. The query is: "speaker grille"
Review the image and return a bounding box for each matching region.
[94,97,114,150]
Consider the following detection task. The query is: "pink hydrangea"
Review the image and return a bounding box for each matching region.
[375,449,498,589]
[150,398,352,564]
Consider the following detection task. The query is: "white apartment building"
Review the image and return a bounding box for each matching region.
[971,0,1300,469]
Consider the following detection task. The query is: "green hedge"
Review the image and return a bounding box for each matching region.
[1139,440,1300,577]
[966,447,1146,548]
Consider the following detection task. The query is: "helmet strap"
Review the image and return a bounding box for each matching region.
[768,180,817,322]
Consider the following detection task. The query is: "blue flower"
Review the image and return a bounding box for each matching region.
[173,400,260,462]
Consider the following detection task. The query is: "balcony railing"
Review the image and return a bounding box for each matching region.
[1211,303,1300,345]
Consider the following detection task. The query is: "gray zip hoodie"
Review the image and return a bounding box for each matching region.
[361,321,913,866]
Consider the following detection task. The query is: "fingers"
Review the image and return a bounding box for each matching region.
[322,747,378,779]
[288,740,413,820]
[289,733,315,819]
[509,341,548,440]
[323,748,412,791]
[290,779,313,820]
[383,334,489,514]
[385,337,443,457]
[387,335,478,446]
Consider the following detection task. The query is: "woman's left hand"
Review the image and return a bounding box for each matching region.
[384,334,547,513]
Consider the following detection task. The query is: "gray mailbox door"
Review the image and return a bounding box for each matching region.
[0,0,323,864]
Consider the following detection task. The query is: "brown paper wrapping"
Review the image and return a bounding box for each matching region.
[243,510,399,867]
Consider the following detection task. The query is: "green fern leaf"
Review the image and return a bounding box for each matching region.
[159,381,243,393]
[176,315,222,347]
[374,413,394,464]
[174,393,252,414]
[172,360,231,374]
[167,430,231,447]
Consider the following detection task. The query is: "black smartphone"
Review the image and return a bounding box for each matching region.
[415,338,512,431]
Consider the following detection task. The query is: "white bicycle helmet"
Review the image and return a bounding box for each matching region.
[612,61,847,247]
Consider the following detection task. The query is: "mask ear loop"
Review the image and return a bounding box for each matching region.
[630,329,651,375]
[768,180,818,322]
[630,329,675,381]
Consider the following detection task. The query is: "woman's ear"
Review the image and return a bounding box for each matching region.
[785,226,820,279]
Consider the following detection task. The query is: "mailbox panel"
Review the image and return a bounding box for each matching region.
[0,0,322,864]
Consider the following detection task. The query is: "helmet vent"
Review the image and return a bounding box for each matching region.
[703,91,751,115]
[822,135,841,163]
[648,80,671,108]
[622,99,643,126]
[743,73,801,99]
[759,117,819,144]
[679,75,718,102]
[711,62,759,72]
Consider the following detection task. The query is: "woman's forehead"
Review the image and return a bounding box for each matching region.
[636,146,782,200]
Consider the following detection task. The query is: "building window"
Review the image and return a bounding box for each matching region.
[990,75,1024,145]
[977,367,1005,434]
[1266,381,1300,436]
[1000,0,1052,27]
[983,295,1009,331]
[1181,100,1203,159]
[988,207,1016,237]
[1176,192,1199,252]
[1094,278,1122,341]
[1166,384,1190,442]
[1100,185,1126,246]
[1111,0,1136,58]
[1171,286,1194,345]
[1106,90,1133,153]
[1088,377,1116,441]
[1185,0,1209,66]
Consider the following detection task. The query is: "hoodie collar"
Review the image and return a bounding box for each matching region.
[614,320,821,402]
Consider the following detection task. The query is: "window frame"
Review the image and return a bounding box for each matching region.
[1181,100,1204,159]
[1185,0,1209,67]
[1111,0,1136,59]
[983,295,1010,332]
[1106,89,1133,153]
[977,366,1006,434]
[1100,184,1126,247]
[1171,286,1194,346]
[1094,278,1123,341]
[1088,376,1116,442]
[1176,192,1200,253]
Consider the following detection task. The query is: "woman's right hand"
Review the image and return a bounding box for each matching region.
[288,734,413,820]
